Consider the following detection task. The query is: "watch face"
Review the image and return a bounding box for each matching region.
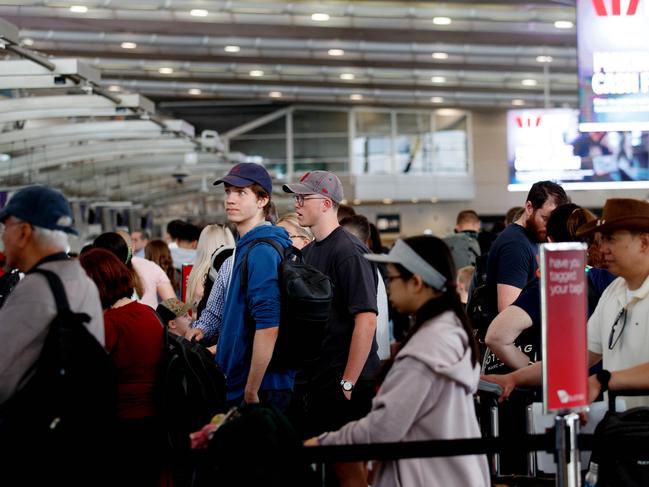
[342,381,353,391]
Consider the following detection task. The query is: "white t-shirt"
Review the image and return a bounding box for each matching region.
[131,256,171,309]
[376,270,391,360]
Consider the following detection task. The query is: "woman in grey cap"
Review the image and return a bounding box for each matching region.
[306,235,490,487]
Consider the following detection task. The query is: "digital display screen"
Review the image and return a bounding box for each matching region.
[507,108,649,190]
[578,0,649,131]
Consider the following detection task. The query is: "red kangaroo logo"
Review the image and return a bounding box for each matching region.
[592,0,640,16]
[515,116,542,128]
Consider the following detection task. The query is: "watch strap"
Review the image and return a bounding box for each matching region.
[597,369,612,392]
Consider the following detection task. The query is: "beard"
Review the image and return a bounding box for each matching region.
[525,211,547,243]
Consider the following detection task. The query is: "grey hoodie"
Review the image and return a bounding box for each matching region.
[320,310,490,487]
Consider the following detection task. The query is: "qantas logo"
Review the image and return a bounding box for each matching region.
[515,116,542,128]
[592,0,640,16]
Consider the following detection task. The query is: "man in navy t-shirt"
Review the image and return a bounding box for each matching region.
[486,181,569,319]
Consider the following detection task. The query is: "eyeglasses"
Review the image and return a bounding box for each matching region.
[293,194,327,207]
[385,274,404,284]
[608,307,628,350]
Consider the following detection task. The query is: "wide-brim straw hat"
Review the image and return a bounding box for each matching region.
[576,198,649,237]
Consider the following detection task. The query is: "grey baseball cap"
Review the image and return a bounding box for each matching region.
[282,171,344,204]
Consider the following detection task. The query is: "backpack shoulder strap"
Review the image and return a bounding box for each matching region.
[240,238,286,291]
[30,268,71,313]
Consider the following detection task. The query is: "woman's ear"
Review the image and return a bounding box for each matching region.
[408,274,427,292]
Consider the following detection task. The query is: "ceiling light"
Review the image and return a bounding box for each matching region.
[432,52,448,60]
[383,198,394,205]
[269,91,282,98]
[224,45,240,53]
[554,20,573,29]
[108,85,121,92]
[22,38,34,46]
[352,199,362,205]
[158,67,174,74]
[69,5,88,13]
[350,94,363,101]
[328,49,345,56]
[430,197,439,203]
[121,42,137,49]
[411,198,419,204]
[433,17,452,25]
[190,9,209,17]
[249,70,264,77]
[430,96,444,103]
[311,13,330,21]
[521,79,538,86]
[431,76,446,83]
[340,73,355,80]
[512,99,525,106]
[188,88,202,95]
[0,153,10,162]
[536,55,553,63]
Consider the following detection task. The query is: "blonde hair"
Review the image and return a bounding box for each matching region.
[277,213,314,241]
[185,224,235,307]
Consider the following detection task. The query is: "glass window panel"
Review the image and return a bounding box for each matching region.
[353,136,392,174]
[356,111,391,135]
[294,110,348,134]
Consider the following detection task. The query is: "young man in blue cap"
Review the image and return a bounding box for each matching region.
[212,162,294,411]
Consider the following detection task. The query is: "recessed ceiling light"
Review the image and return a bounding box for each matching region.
[249,70,264,77]
[121,42,137,49]
[536,55,553,63]
[430,197,439,203]
[431,96,444,103]
[22,38,34,46]
[108,85,121,92]
[433,17,452,25]
[432,52,448,60]
[158,67,174,74]
[383,198,393,205]
[431,76,446,83]
[521,79,538,86]
[188,88,202,95]
[350,94,363,101]
[328,49,345,56]
[69,5,88,13]
[190,9,209,17]
[512,99,525,106]
[224,45,240,53]
[554,20,573,29]
[352,199,362,205]
[269,91,282,98]
[411,198,419,203]
[311,13,330,21]
[340,73,355,80]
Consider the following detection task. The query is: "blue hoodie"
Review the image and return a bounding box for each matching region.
[216,223,294,401]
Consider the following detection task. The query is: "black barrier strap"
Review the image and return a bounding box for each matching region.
[190,432,649,465]
[299,434,555,464]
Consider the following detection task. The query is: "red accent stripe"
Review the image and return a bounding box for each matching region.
[628,0,640,15]
[611,0,621,15]
[592,0,608,15]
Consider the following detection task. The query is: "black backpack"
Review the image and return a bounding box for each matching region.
[199,403,317,487]
[241,238,333,370]
[0,268,117,484]
[466,252,493,342]
[590,407,649,487]
[156,321,227,452]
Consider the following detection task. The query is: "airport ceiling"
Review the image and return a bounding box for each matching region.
[1,0,578,132]
[0,0,578,206]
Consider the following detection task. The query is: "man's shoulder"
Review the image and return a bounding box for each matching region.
[491,225,534,255]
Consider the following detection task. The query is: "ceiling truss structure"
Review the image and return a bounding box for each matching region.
[0,17,232,207]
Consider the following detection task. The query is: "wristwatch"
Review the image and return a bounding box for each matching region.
[596,369,611,392]
[340,379,354,392]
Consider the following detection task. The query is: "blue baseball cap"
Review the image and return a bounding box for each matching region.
[0,185,78,235]
[213,162,273,195]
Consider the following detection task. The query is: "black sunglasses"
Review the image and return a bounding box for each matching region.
[608,307,628,350]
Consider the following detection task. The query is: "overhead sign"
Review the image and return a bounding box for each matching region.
[578,0,649,131]
[540,243,589,413]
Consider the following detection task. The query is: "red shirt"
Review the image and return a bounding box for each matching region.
[104,301,164,419]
